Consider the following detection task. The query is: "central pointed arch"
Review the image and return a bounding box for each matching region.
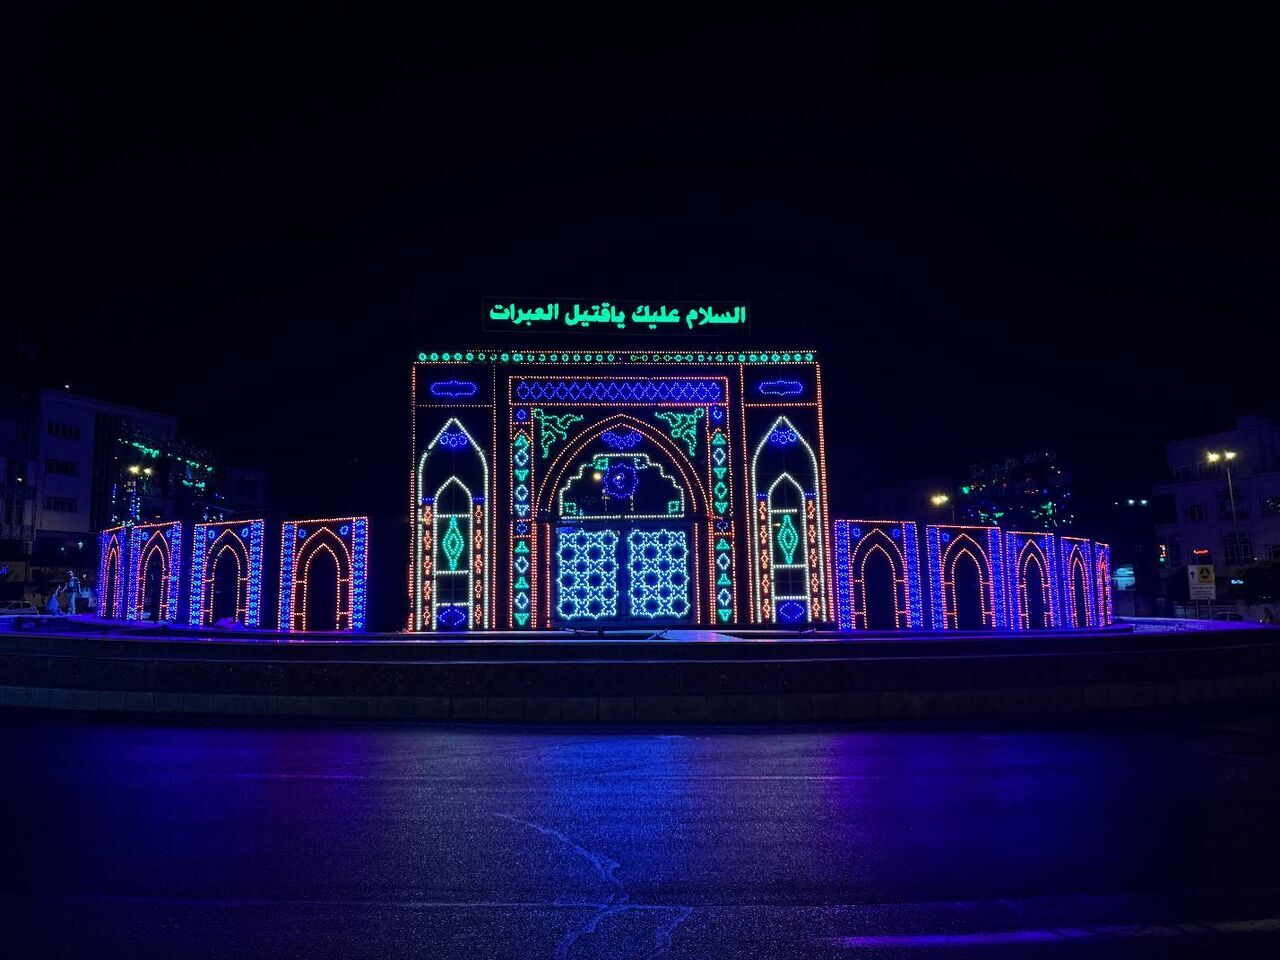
[536,414,710,518]
[535,414,710,627]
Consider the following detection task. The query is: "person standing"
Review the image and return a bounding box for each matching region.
[66,569,80,615]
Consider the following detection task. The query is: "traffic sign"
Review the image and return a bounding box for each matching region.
[1187,564,1216,600]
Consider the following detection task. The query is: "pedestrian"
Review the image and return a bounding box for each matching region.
[66,569,80,615]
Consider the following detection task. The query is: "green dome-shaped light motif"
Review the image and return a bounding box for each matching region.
[777,514,800,565]
[441,517,466,571]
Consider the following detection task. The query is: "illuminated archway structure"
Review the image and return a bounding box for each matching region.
[832,520,922,630]
[1060,536,1097,628]
[415,418,490,630]
[96,526,127,620]
[1004,531,1061,630]
[126,521,183,622]
[190,520,264,627]
[279,517,369,632]
[925,524,1009,630]
[411,349,831,629]
[1094,542,1113,626]
[831,522,1113,632]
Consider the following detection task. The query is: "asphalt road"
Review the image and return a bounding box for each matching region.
[4,711,1280,958]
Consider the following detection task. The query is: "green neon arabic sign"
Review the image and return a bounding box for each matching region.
[483,300,748,334]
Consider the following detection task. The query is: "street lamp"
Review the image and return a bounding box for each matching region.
[1206,450,1241,565]
[930,493,956,523]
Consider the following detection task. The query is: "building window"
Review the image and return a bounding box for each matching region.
[1266,544,1280,561]
[45,458,79,476]
[1263,496,1280,518]
[1172,465,1191,481]
[46,421,81,441]
[1218,488,1250,520]
[1186,503,1207,523]
[1223,532,1254,566]
[42,496,77,513]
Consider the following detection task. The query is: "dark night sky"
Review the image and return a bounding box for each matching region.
[11,6,1279,530]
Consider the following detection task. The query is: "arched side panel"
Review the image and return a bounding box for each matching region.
[509,418,535,627]
[279,517,369,632]
[833,520,922,631]
[189,520,264,627]
[1004,531,1059,631]
[1059,537,1097,628]
[416,419,490,630]
[749,416,829,624]
[925,525,1007,630]
[96,527,127,620]
[707,407,736,625]
[125,521,182,623]
[1094,541,1113,625]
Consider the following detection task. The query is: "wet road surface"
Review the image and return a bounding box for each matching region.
[4,711,1280,958]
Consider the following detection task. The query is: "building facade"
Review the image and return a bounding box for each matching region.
[410,349,832,630]
[0,388,268,605]
[1155,416,1280,572]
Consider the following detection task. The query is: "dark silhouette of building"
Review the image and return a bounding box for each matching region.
[959,451,1074,531]
[1155,415,1280,574]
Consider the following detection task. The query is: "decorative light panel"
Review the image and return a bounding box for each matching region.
[748,415,829,624]
[1004,531,1060,630]
[832,520,923,631]
[278,517,369,631]
[415,351,825,629]
[626,530,691,619]
[126,521,183,623]
[1059,537,1097,628]
[415,417,489,630]
[96,526,127,620]
[1093,542,1113,625]
[555,528,619,620]
[925,524,1008,630]
[189,519,264,627]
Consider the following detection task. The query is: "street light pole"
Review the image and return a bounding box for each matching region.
[1207,450,1242,567]
[930,494,955,524]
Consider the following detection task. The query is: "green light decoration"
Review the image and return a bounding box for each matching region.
[416,350,816,364]
[777,514,800,564]
[485,301,746,332]
[531,409,584,459]
[654,408,704,457]
[441,517,465,571]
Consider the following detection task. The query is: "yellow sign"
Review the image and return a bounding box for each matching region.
[1187,564,1216,600]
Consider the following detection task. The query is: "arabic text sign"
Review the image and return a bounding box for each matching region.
[484,300,748,334]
